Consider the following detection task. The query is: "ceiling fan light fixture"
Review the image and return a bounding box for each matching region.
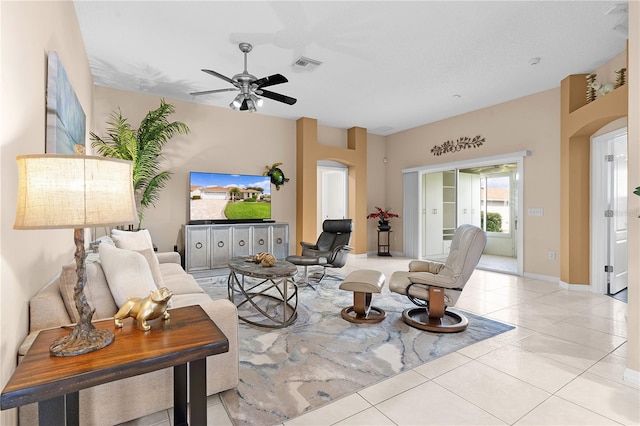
[250,94,263,108]
[246,97,257,112]
[230,94,244,110]
[197,42,297,111]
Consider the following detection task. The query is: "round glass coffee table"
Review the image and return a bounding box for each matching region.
[227,257,298,328]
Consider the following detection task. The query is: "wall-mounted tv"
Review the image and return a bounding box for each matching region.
[189,171,272,223]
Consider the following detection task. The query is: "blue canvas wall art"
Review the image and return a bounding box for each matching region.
[46,51,86,154]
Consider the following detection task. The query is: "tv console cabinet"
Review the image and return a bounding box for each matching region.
[185,222,289,274]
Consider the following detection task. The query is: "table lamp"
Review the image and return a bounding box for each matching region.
[14,154,137,357]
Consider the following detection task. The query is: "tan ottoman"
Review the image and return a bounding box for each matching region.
[339,270,386,323]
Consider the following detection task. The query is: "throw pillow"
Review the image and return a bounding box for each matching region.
[59,260,119,323]
[111,229,154,251]
[111,229,165,288]
[136,248,166,289]
[99,243,158,307]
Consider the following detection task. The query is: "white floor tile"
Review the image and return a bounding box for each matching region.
[537,321,627,352]
[581,298,628,323]
[433,360,550,424]
[376,381,505,425]
[514,395,621,425]
[588,353,640,390]
[206,402,233,426]
[562,313,628,338]
[334,407,395,425]
[454,296,511,315]
[533,290,609,312]
[477,344,583,393]
[358,370,428,405]
[486,302,572,331]
[556,372,640,425]
[519,279,564,294]
[511,332,609,370]
[456,333,510,359]
[284,393,371,426]
[412,351,472,379]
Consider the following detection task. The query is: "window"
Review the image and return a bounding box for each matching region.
[480,175,510,234]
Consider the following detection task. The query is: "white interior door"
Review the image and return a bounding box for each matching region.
[422,172,444,256]
[609,133,628,294]
[318,163,348,234]
[591,128,628,294]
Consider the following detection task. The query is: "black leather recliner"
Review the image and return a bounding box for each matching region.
[286,219,353,287]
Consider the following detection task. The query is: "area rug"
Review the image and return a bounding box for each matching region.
[198,272,514,426]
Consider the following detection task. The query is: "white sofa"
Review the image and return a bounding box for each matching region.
[17,233,239,425]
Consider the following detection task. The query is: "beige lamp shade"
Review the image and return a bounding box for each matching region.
[14,154,137,229]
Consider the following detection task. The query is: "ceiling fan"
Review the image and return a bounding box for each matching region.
[190,42,297,112]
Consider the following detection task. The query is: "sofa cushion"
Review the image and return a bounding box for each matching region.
[59,260,118,323]
[136,248,165,289]
[171,293,212,308]
[111,230,165,288]
[99,244,158,307]
[163,273,206,295]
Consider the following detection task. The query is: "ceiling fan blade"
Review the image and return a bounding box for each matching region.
[202,69,237,86]
[240,98,249,111]
[253,73,288,88]
[259,89,297,105]
[190,88,239,96]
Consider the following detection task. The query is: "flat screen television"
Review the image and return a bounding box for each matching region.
[189,171,272,223]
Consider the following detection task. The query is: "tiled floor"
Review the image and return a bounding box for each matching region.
[123,256,639,426]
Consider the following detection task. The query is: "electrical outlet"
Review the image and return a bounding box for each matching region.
[548,251,556,260]
[528,208,544,216]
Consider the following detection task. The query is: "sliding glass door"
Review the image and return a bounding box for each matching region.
[421,162,518,273]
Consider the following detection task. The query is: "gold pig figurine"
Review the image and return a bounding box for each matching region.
[114,287,173,331]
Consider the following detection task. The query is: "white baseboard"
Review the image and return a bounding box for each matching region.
[624,367,640,386]
[559,280,592,291]
[523,272,559,283]
[349,252,369,259]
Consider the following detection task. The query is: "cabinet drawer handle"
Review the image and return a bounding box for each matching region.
[239,240,245,247]
[195,242,203,249]
[276,238,283,244]
[217,241,225,248]
[258,239,265,245]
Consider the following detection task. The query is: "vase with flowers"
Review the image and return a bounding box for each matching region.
[367,206,399,231]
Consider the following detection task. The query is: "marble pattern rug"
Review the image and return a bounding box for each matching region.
[199,273,513,426]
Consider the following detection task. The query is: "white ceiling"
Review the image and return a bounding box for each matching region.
[73,1,628,136]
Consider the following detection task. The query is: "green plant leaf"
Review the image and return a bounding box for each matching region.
[91,99,189,229]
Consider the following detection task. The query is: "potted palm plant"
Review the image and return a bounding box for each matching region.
[91,99,189,229]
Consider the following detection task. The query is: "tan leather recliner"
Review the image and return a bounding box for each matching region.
[389,224,487,332]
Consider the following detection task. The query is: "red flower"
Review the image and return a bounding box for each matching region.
[367,206,399,221]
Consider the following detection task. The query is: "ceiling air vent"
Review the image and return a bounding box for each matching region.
[292,56,322,71]
[372,126,395,135]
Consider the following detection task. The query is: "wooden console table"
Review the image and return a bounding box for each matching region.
[1,305,228,426]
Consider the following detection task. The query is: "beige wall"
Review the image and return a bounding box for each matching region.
[0,2,94,423]
[386,89,561,278]
[93,86,298,253]
[93,89,390,256]
[316,125,388,253]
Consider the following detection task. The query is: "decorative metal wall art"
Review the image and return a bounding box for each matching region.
[586,73,597,103]
[431,135,485,156]
[263,162,289,190]
[615,68,626,88]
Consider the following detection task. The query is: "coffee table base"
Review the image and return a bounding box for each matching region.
[228,272,298,328]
